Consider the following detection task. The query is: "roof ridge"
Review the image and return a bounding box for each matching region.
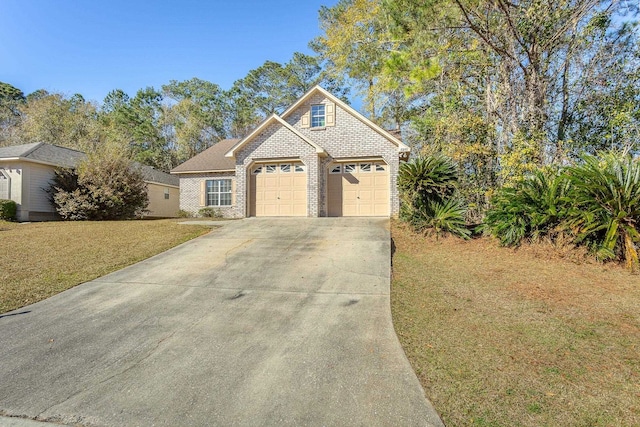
[18,141,44,157]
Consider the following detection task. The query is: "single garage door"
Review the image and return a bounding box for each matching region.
[250,162,307,216]
[327,161,389,217]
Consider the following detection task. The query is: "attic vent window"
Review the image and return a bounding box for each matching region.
[311,104,325,128]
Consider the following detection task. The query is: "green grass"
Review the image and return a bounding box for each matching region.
[0,219,210,314]
[391,220,640,426]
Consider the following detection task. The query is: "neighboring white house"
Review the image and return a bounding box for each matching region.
[171,85,411,218]
[0,142,179,221]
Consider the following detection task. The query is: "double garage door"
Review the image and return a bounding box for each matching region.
[328,161,389,217]
[249,160,389,217]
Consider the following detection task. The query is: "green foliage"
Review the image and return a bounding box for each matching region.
[398,154,458,206]
[399,155,470,238]
[483,151,640,271]
[483,170,572,246]
[11,91,101,152]
[402,198,470,239]
[198,207,223,218]
[176,209,194,218]
[565,152,640,270]
[50,154,148,220]
[0,82,25,103]
[163,78,227,163]
[0,199,17,221]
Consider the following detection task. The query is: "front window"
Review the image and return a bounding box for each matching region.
[206,179,232,206]
[311,104,325,128]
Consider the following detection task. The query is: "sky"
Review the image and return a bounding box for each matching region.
[0,0,339,104]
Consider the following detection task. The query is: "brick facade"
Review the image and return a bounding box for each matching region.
[175,87,407,218]
[178,172,239,218]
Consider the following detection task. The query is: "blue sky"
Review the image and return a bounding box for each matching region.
[0,1,338,103]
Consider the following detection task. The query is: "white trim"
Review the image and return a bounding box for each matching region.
[144,180,180,189]
[225,114,327,158]
[0,157,75,168]
[280,85,411,153]
[171,169,236,175]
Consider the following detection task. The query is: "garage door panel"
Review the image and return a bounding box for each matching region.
[251,162,307,217]
[327,162,389,217]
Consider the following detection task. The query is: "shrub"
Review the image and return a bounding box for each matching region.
[50,154,149,220]
[198,207,223,218]
[399,155,470,239]
[176,209,193,218]
[565,151,640,271]
[0,199,17,221]
[482,170,572,246]
[402,198,470,239]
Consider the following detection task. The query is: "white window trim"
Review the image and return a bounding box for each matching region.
[206,179,232,207]
[311,104,326,128]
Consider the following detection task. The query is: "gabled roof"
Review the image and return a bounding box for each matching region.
[138,164,179,187]
[171,139,240,174]
[280,85,411,153]
[0,142,86,168]
[225,114,327,158]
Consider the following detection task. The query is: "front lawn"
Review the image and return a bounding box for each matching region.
[391,220,639,426]
[0,220,210,314]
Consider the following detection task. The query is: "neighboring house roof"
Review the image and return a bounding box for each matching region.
[171,139,240,174]
[138,164,180,187]
[0,142,86,168]
[0,142,178,186]
[225,115,326,158]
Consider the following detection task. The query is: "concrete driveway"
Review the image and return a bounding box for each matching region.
[0,218,443,427]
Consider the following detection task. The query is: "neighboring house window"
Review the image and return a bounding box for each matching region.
[0,170,9,199]
[311,104,325,128]
[206,179,232,206]
[164,188,170,199]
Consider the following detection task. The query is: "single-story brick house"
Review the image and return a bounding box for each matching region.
[0,142,179,221]
[171,86,410,218]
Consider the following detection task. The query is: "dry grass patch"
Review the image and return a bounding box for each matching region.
[391,220,639,427]
[0,219,210,314]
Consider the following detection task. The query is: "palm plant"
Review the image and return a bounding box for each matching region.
[482,170,572,246]
[399,155,470,239]
[565,152,640,271]
[398,154,458,207]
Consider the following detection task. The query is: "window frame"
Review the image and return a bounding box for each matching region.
[344,164,357,173]
[205,179,232,207]
[310,104,326,128]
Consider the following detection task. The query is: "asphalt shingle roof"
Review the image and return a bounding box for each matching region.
[0,142,178,186]
[138,164,179,186]
[0,142,86,168]
[171,139,240,174]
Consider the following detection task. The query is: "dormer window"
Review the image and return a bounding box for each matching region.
[311,104,325,128]
[301,101,335,129]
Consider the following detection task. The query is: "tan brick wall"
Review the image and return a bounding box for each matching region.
[178,172,239,218]
[234,123,318,217]
[284,93,401,216]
